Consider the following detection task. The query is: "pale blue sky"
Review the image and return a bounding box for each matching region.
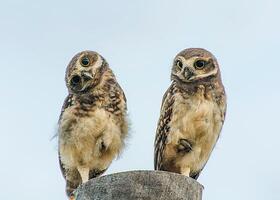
[1,0,279,199]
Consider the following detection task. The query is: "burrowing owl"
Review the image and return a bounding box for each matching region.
[58,50,128,197]
[154,48,226,179]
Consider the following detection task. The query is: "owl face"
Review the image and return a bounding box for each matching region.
[65,51,106,94]
[171,48,219,83]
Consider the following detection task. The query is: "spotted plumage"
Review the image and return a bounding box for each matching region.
[154,48,226,179]
[58,51,128,198]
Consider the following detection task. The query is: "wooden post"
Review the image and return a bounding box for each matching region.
[75,170,203,200]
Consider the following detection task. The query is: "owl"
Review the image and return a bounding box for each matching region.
[58,50,128,198]
[154,48,226,179]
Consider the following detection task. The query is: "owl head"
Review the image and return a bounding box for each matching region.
[171,48,220,83]
[65,50,108,94]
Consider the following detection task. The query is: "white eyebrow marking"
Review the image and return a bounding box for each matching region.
[93,54,103,69]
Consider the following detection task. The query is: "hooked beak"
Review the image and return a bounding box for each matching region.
[81,71,93,80]
[183,67,195,81]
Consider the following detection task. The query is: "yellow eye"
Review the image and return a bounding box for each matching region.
[194,60,206,69]
[176,60,183,69]
[81,56,90,67]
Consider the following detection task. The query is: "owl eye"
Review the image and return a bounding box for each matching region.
[176,60,183,69]
[81,56,90,67]
[194,60,206,69]
[70,75,81,86]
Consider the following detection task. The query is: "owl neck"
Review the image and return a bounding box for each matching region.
[172,75,221,94]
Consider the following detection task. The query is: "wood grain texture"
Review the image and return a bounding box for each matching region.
[75,170,203,200]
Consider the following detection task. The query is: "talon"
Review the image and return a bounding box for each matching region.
[177,139,192,153]
[69,194,75,200]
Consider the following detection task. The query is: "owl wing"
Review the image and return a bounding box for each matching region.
[58,94,74,123]
[154,83,176,170]
[58,94,75,180]
[104,79,127,115]
[59,154,67,180]
[108,81,129,138]
[114,81,127,105]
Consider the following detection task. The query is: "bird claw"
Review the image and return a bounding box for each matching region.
[177,139,192,153]
[69,194,75,200]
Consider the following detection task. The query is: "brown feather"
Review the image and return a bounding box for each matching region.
[58,51,128,197]
[154,48,226,179]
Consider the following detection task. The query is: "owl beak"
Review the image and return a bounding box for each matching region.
[184,67,194,80]
[81,71,93,81]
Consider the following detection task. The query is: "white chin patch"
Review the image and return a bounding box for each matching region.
[94,55,103,69]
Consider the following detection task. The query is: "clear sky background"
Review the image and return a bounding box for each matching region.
[1,0,279,199]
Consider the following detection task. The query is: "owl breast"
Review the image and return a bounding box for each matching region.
[164,90,223,173]
[59,105,122,171]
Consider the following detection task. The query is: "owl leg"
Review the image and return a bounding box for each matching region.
[64,168,81,198]
[181,166,191,177]
[66,180,79,198]
[77,166,89,183]
[69,194,75,200]
[177,139,192,153]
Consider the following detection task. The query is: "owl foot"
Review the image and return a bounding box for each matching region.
[177,139,192,153]
[69,194,75,200]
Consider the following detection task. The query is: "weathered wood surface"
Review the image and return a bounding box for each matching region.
[75,170,203,200]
